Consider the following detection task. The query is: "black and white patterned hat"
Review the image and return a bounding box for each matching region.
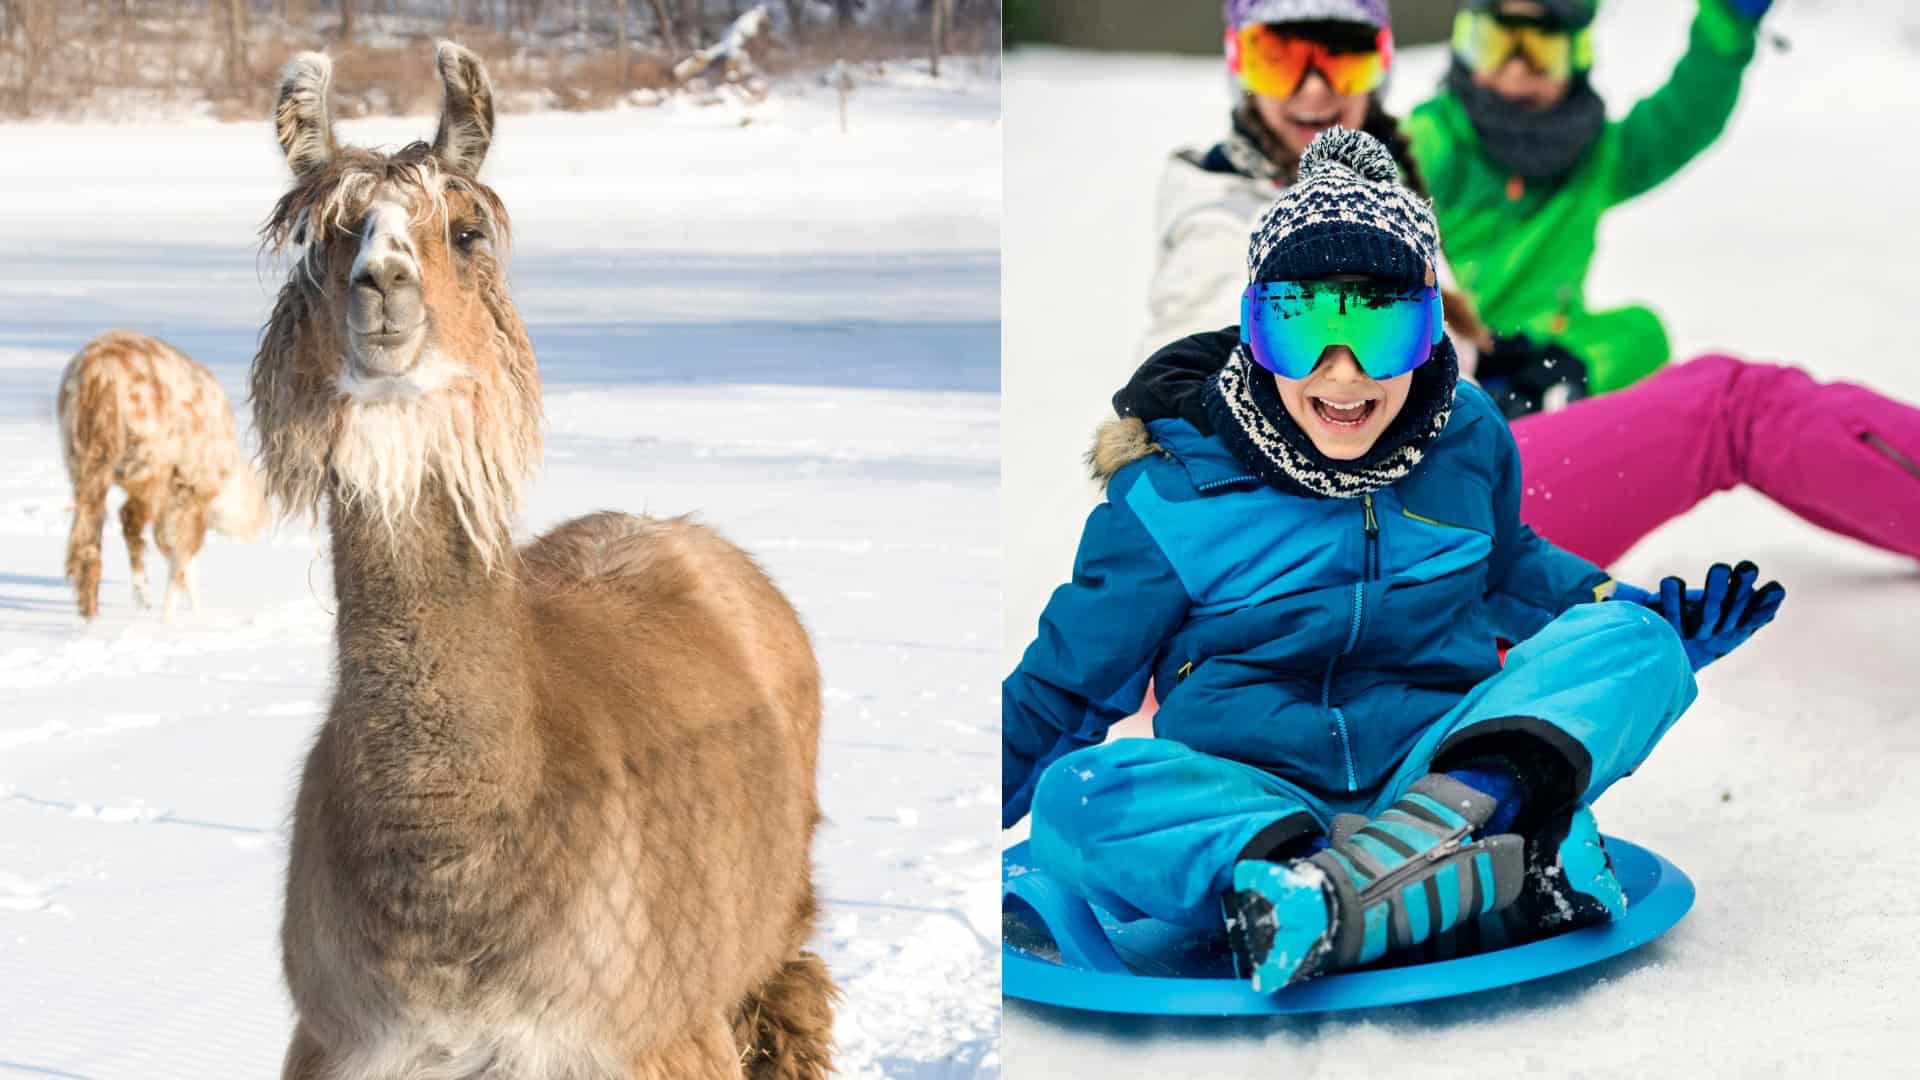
[1247,127,1439,289]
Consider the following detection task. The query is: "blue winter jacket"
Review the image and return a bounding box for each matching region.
[1003,379,1609,827]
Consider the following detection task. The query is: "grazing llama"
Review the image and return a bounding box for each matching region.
[259,45,835,1079]
[57,330,269,620]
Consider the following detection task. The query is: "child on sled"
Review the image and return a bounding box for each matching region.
[1002,129,1783,990]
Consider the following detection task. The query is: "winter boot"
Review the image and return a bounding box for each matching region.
[1407,802,1627,961]
[1222,774,1526,992]
[1515,803,1626,931]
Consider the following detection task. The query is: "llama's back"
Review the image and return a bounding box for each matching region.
[56,331,245,494]
[517,511,826,1034]
[522,511,821,739]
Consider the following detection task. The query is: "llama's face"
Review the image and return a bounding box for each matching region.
[251,44,541,568]
[298,169,508,400]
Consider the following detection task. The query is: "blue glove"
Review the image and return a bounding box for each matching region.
[1724,0,1773,21]
[1610,562,1785,670]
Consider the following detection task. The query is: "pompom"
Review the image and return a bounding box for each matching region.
[1298,127,1399,184]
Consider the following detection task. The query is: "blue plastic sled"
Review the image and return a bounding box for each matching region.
[1003,836,1693,1016]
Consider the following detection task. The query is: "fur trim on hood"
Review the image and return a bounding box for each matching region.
[1087,416,1161,487]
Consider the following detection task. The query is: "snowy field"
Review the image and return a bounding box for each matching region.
[0,60,1000,1078]
[1004,1,1920,1076]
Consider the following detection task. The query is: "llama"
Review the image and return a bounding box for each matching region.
[57,330,270,620]
[258,45,835,1079]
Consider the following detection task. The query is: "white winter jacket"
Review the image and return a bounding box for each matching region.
[1138,149,1283,361]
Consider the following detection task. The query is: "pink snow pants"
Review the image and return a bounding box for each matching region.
[1512,354,1920,567]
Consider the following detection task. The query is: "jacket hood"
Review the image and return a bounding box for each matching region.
[1090,329,1239,486]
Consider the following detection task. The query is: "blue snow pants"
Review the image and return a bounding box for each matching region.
[1027,602,1698,928]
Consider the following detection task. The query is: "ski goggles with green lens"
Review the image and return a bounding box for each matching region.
[1239,280,1443,381]
[1451,11,1593,80]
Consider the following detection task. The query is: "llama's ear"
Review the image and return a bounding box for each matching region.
[275,52,336,178]
[431,42,495,177]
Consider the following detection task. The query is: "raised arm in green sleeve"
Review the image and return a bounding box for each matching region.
[1609,0,1760,204]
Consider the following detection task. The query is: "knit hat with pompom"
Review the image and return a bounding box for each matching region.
[1247,126,1440,289]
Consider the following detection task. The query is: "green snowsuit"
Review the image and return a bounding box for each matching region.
[1403,0,1760,393]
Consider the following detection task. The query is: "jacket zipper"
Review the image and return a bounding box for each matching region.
[1401,507,1474,531]
[1176,474,1257,682]
[1196,473,1257,492]
[1321,494,1379,792]
[1356,821,1472,904]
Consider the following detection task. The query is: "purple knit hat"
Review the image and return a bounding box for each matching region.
[1223,0,1390,33]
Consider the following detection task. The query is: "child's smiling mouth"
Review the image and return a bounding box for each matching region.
[1311,396,1378,428]
[1284,111,1342,140]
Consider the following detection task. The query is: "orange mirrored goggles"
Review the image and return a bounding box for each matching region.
[1227,23,1394,98]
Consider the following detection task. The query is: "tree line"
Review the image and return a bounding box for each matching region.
[0,0,998,116]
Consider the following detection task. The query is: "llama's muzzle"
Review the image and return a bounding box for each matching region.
[348,277,424,336]
[347,273,426,375]
[346,199,428,373]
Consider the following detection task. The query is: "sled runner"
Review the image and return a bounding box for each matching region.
[1002,836,1693,1016]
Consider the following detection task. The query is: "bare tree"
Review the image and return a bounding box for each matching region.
[16,0,56,116]
[614,0,630,90]
[677,0,699,47]
[222,0,248,87]
[928,0,948,77]
[644,0,675,50]
[338,0,354,42]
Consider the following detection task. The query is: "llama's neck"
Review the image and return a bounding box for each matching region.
[323,480,538,812]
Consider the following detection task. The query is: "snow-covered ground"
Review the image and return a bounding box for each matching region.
[1004,1,1920,1075]
[0,60,1000,1078]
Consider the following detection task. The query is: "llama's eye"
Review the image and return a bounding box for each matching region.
[454,226,488,252]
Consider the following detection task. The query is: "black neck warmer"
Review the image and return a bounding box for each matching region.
[1202,339,1461,500]
[1447,59,1605,184]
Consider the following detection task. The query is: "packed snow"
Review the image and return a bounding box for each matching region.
[0,59,1000,1078]
[1004,1,1920,1075]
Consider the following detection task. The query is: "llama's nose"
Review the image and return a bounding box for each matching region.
[354,255,416,297]
[347,256,424,339]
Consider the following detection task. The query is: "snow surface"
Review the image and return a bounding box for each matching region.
[1004,1,1920,1075]
[0,64,1000,1078]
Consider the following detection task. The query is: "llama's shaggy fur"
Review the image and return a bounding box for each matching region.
[56,330,268,619]
[264,45,834,1080]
